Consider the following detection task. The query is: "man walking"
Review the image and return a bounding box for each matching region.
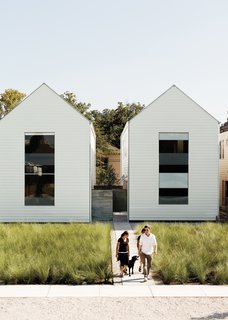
[139,225,157,282]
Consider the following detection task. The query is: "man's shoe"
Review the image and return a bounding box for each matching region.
[144,277,148,282]
[139,267,141,272]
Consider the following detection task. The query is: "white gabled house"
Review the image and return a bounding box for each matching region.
[121,85,219,221]
[0,83,96,222]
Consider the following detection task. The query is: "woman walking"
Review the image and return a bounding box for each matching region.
[116,231,129,277]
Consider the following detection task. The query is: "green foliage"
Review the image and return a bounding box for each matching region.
[0,223,112,284]
[96,164,119,186]
[92,102,143,184]
[0,89,26,117]
[136,222,228,284]
[61,91,92,120]
[92,102,144,149]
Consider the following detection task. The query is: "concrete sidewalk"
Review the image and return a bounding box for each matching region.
[0,285,227,297]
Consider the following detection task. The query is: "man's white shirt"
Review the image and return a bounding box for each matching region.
[139,233,157,255]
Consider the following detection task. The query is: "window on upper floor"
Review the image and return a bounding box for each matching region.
[25,133,55,206]
[220,140,224,159]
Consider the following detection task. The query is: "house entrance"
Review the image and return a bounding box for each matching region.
[113,189,127,213]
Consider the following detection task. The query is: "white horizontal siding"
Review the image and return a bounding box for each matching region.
[128,86,219,221]
[90,123,96,189]
[120,122,128,182]
[0,84,92,222]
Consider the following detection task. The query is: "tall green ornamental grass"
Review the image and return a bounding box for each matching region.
[136,223,228,284]
[0,223,112,285]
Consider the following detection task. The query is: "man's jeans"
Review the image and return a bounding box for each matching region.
[141,252,152,277]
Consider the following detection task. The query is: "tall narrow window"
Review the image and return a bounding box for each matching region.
[159,133,188,204]
[220,140,224,159]
[25,133,55,206]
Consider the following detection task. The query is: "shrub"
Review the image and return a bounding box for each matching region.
[0,223,112,285]
[136,222,228,284]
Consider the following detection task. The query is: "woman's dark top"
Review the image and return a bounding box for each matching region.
[118,237,129,252]
[117,237,129,266]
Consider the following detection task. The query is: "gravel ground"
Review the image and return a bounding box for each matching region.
[0,297,227,320]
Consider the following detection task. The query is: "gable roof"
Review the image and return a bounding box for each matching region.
[0,83,91,124]
[128,85,219,124]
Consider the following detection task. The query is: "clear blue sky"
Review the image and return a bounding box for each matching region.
[1,0,228,122]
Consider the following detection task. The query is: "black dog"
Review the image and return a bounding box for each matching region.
[128,255,139,276]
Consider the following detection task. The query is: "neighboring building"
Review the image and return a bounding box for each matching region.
[121,85,219,221]
[96,144,121,186]
[219,122,228,209]
[0,83,96,222]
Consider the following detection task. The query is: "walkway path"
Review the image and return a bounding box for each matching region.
[111,213,161,286]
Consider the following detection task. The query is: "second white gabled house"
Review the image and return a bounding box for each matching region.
[121,85,219,221]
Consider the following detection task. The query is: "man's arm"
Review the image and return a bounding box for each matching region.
[153,243,157,254]
[153,237,157,254]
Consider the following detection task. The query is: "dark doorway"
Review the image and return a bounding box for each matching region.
[113,189,127,212]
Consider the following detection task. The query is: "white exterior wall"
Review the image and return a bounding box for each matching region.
[90,123,96,189]
[219,131,228,206]
[127,86,219,220]
[0,84,93,222]
[120,122,128,183]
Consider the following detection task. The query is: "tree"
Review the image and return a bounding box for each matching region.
[94,102,144,149]
[113,102,144,148]
[92,102,144,185]
[0,89,26,118]
[96,164,119,186]
[61,91,92,120]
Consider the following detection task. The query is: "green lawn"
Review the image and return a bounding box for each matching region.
[136,222,228,284]
[0,223,112,285]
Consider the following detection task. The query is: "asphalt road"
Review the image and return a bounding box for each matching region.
[0,297,228,320]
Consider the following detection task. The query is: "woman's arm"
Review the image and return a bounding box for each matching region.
[116,241,120,258]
